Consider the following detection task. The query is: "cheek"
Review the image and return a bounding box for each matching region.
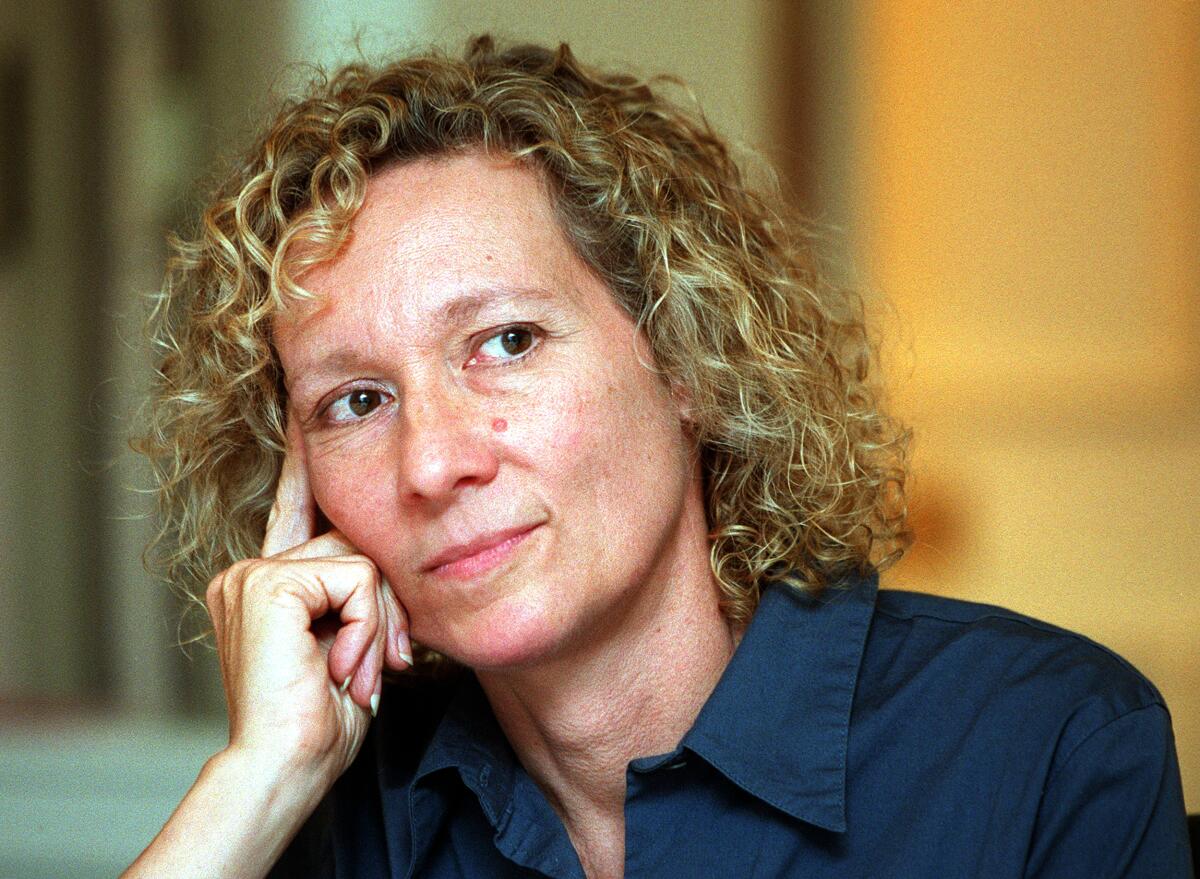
[307,448,396,550]
[530,377,683,509]
[502,378,596,455]
[528,393,614,481]
[561,375,676,461]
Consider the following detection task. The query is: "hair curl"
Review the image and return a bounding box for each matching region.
[137,35,911,637]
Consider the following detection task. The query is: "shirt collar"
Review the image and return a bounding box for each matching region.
[412,675,517,827]
[410,678,582,877]
[680,571,877,832]
[411,571,877,838]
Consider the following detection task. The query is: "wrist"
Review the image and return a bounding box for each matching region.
[210,741,335,824]
[122,742,335,879]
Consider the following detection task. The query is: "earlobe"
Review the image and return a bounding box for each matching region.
[669,379,696,425]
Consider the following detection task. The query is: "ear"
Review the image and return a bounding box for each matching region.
[669,378,696,426]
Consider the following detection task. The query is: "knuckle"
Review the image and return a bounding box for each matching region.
[230,556,256,575]
[344,554,380,582]
[223,558,258,590]
[204,571,226,607]
[240,560,281,593]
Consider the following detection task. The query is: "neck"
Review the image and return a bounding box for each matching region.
[475,492,736,877]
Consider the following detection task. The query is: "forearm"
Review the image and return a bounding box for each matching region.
[122,747,327,879]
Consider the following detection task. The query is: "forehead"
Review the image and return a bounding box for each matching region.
[274,152,587,335]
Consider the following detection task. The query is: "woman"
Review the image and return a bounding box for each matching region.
[126,37,1190,878]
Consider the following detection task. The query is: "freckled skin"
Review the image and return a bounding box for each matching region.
[273,153,710,672]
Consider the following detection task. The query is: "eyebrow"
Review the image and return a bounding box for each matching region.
[436,284,564,324]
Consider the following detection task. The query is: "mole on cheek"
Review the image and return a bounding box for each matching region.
[492,417,508,432]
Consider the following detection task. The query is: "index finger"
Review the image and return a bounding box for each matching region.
[261,412,316,557]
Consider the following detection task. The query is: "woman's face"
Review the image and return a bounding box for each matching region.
[274,152,706,670]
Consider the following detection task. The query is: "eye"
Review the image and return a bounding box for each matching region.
[325,388,387,423]
[472,326,537,364]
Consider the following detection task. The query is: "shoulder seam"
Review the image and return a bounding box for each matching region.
[1043,702,1170,789]
[873,595,1151,683]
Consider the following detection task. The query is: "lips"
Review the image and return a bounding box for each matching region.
[422,523,541,576]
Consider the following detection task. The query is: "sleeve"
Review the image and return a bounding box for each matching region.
[1023,703,1193,879]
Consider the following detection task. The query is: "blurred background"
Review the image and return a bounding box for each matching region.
[1,1,1196,875]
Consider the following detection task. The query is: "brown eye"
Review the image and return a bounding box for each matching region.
[500,328,532,356]
[348,390,381,417]
[324,386,393,425]
[477,326,535,361]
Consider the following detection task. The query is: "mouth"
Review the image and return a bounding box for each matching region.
[423,523,542,579]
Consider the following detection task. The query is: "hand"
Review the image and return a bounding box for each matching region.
[205,416,412,787]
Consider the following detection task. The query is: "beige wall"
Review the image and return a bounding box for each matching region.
[852,1,1200,808]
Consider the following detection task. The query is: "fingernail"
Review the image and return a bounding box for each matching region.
[397,631,413,667]
[370,692,380,718]
[340,675,352,695]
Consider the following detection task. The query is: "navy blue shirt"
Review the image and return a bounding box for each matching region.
[270,574,1192,877]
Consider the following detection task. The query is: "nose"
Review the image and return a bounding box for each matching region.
[395,388,499,504]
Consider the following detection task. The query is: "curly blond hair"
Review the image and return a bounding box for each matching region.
[138,35,910,633]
